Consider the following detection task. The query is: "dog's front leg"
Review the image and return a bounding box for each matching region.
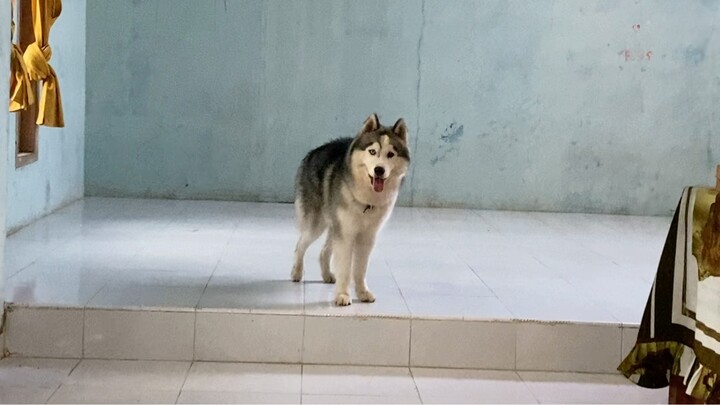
[332,234,353,306]
[352,234,376,303]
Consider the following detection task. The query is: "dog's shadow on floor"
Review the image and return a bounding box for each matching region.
[200,278,338,313]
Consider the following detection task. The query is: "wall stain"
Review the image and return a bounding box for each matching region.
[431,122,464,166]
[701,0,720,11]
[45,181,51,208]
[685,44,706,66]
[441,122,464,144]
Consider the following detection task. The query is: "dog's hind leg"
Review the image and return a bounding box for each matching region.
[352,233,376,302]
[291,207,324,282]
[319,236,335,283]
[291,226,323,282]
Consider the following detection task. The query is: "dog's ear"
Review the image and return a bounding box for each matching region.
[361,113,380,134]
[392,118,408,143]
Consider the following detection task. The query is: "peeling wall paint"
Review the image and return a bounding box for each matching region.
[431,123,464,166]
[85,0,720,215]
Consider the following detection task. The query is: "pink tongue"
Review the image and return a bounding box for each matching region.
[373,177,385,192]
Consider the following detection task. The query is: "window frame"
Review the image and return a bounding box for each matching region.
[14,0,39,169]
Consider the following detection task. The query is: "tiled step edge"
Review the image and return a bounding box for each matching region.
[2,305,638,373]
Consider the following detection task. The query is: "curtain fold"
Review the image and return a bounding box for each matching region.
[22,0,64,127]
[9,4,35,112]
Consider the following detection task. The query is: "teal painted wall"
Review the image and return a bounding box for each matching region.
[6,0,86,232]
[85,0,720,215]
[0,0,10,326]
[85,0,420,205]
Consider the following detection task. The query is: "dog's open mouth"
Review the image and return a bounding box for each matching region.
[369,175,385,193]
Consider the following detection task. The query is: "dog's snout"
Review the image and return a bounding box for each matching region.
[374,166,385,177]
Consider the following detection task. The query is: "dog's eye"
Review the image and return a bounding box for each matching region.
[369,149,376,156]
[387,152,395,159]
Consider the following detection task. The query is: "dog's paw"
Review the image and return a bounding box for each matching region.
[290,266,303,282]
[322,273,336,284]
[357,290,376,303]
[335,293,352,306]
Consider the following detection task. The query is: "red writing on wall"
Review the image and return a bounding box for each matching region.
[619,49,653,62]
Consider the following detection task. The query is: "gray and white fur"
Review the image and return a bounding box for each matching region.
[291,114,410,306]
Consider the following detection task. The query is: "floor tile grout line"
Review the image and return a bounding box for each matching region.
[386,258,413,318]
[514,370,542,404]
[192,311,198,362]
[408,318,413,368]
[6,214,79,279]
[174,360,194,404]
[469,208,501,232]
[408,366,424,404]
[44,381,63,404]
[300,311,307,365]
[81,307,86,359]
[6,259,42,281]
[68,357,82,374]
[44,358,82,404]
[194,241,226,314]
[514,322,518,371]
[299,363,304,403]
[84,283,108,309]
[464,262,499,299]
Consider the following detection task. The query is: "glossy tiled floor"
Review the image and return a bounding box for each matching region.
[0,357,667,404]
[5,198,670,324]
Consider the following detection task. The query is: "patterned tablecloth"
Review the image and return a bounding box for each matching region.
[620,187,720,401]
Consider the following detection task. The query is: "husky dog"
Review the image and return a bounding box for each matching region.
[291,114,410,306]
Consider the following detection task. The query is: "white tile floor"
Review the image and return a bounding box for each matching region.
[5,197,669,324]
[0,357,667,404]
[1,198,673,402]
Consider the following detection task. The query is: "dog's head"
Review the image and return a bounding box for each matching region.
[349,114,410,193]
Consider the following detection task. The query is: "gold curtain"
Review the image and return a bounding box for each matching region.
[22,0,64,127]
[9,1,34,112]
